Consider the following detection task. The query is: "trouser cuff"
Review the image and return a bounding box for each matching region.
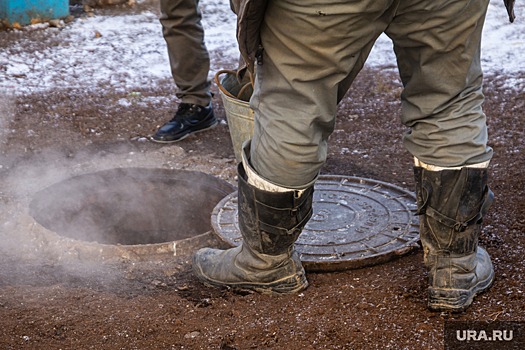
[414,157,490,171]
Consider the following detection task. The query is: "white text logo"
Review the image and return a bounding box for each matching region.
[456,330,513,342]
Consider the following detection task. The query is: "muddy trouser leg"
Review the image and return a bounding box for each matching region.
[249,0,400,187]
[160,0,211,106]
[385,0,492,167]
[385,0,494,311]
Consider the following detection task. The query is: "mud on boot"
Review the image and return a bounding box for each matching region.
[193,244,308,295]
[414,166,495,312]
[193,159,314,295]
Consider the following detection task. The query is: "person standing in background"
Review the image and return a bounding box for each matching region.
[151,0,217,143]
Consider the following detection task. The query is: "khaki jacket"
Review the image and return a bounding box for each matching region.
[230,0,516,73]
[230,0,268,75]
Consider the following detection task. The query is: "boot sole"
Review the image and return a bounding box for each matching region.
[197,276,309,296]
[428,271,495,312]
[150,120,218,144]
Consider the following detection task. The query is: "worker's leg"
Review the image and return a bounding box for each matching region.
[160,0,211,106]
[250,0,399,187]
[387,0,494,311]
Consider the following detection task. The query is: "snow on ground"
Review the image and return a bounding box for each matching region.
[0,0,523,95]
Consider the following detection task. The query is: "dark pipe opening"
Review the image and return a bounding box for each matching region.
[29,168,235,245]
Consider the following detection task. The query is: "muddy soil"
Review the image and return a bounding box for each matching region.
[0,2,524,350]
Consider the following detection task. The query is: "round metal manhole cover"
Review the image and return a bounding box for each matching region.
[211,175,420,271]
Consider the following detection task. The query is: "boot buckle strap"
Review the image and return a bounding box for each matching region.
[259,206,312,237]
[425,198,488,233]
[424,205,468,231]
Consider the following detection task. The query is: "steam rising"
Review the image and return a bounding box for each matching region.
[0,142,234,290]
[0,91,14,145]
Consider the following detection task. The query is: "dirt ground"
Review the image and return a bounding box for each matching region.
[0,2,524,350]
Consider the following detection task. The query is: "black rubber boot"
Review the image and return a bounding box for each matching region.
[192,162,314,295]
[414,166,495,312]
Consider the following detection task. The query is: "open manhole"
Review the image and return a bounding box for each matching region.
[29,168,235,258]
[212,175,420,271]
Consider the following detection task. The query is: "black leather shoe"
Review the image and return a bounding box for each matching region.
[152,103,217,143]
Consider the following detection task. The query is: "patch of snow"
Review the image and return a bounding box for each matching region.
[0,0,523,95]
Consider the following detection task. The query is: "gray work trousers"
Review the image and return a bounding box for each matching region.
[160,0,212,106]
[249,0,493,187]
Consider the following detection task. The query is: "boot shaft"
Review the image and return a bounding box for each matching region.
[414,166,495,298]
[414,166,493,255]
[237,163,314,255]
